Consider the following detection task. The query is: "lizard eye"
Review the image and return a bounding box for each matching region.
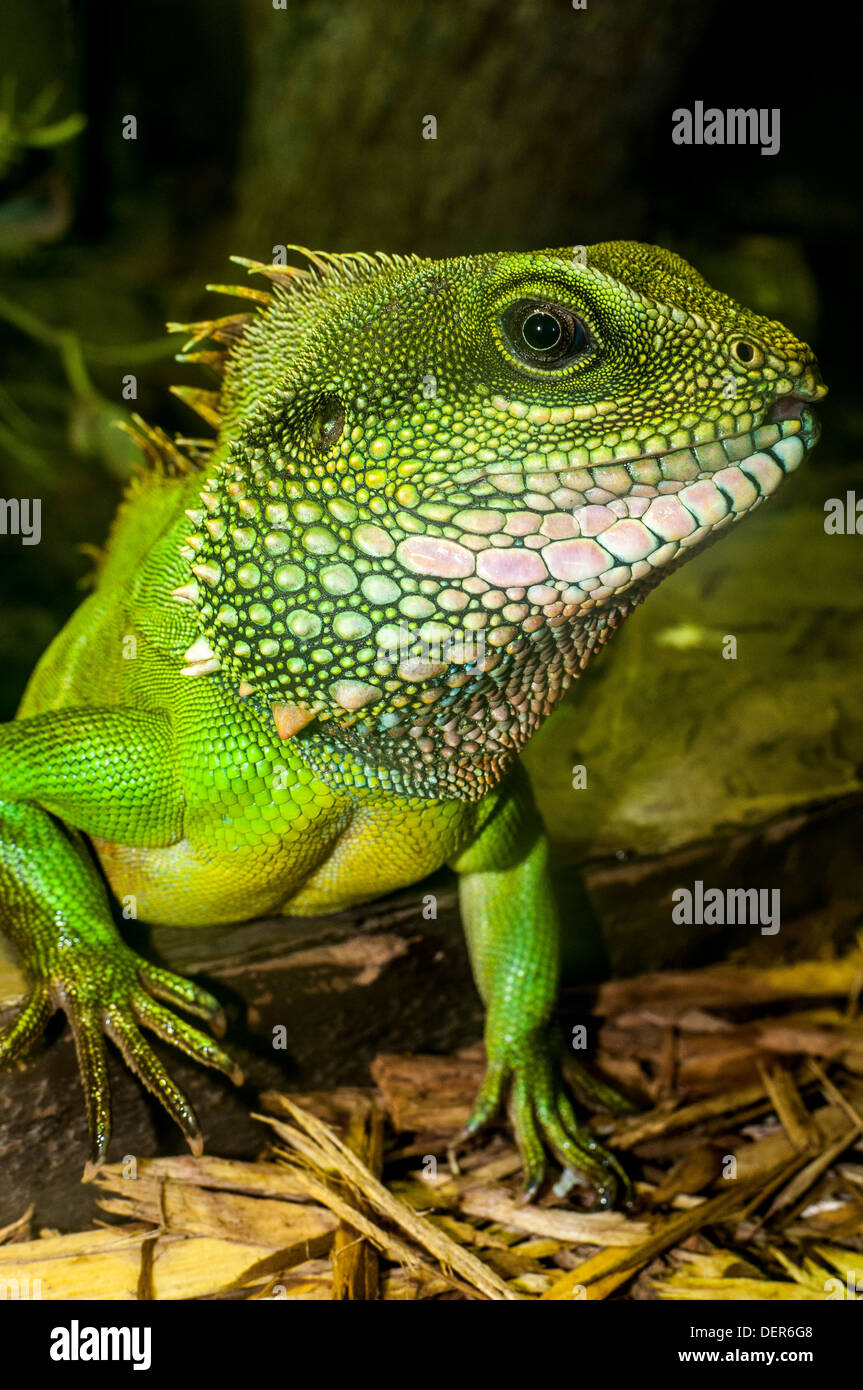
[500,299,591,370]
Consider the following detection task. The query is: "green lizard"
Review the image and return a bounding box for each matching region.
[0,242,825,1204]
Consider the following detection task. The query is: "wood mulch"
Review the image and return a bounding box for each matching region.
[2,947,863,1300]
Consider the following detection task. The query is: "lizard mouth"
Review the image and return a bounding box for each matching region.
[450,398,821,494]
[388,403,823,617]
[765,393,816,424]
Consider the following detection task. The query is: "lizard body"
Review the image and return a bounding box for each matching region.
[0,242,825,1200]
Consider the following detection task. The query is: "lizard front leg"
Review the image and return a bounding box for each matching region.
[449,769,633,1206]
[0,709,239,1172]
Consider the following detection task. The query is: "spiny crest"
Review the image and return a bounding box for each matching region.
[77,540,108,589]
[232,245,420,288]
[119,414,202,477]
[167,244,419,399]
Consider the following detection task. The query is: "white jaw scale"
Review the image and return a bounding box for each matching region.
[180,635,221,676]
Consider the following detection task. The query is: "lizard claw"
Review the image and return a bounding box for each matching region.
[452,1030,633,1207]
[0,940,241,1166]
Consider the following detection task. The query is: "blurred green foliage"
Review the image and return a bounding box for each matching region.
[0,78,85,181]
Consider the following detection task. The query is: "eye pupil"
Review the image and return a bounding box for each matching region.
[522,311,562,352]
[735,340,755,363]
[500,298,590,370]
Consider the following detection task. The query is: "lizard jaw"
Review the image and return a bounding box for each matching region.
[394,408,821,618]
[176,409,819,718]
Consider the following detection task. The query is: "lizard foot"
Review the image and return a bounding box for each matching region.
[564,1056,639,1119]
[0,944,241,1175]
[447,1030,632,1209]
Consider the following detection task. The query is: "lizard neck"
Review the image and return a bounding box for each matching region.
[292,596,640,801]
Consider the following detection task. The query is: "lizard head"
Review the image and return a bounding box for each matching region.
[179,242,826,796]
